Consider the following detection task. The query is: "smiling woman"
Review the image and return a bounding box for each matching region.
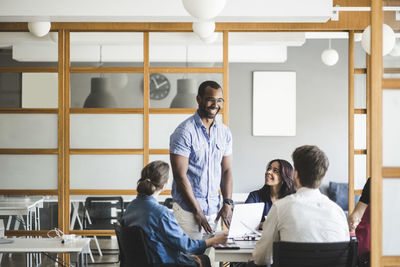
[245,159,296,228]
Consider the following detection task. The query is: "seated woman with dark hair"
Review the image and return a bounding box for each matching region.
[245,159,296,229]
[122,161,227,267]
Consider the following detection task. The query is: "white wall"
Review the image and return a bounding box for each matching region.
[229,39,348,193]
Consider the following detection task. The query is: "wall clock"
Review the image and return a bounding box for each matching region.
[149,73,170,100]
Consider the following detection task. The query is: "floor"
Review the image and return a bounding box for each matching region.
[0,238,120,267]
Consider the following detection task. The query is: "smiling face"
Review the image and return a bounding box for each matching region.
[197,86,224,120]
[265,161,282,187]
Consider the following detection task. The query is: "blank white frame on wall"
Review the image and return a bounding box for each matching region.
[252,71,296,136]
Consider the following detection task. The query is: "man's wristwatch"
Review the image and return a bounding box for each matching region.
[223,198,234,206]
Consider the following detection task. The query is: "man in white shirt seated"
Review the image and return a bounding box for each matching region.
[252,145,350,266]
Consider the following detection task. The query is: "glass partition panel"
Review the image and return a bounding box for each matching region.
[149,73,223,108]
[149,32,223,68]
[0,32,58,67]
[0,195,58,231]
[149,114,192,149]
[383,90,400,167]
[70,155,143,189]
[354,154,367,190]
[70,114,143,149]
[0,72,58,108]
[383,179,400,255]
[0,155,58,189]
[71,73,144,108]
[0,114,58,148]
[354,74,366,109]
[22,73,58,108]
[69,195,127,231]
[354,40,366,69]
[149,154,173,190]
[354,114,366,150]
[70,32,143,67]
[229,32,306,63]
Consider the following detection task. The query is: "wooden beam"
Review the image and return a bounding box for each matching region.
[69,149,143,154]
[382,256,400,266]
[69,189,171,195]
[348,30,355,214]
[0,190,58,195]
[0,149,58,154]
[382,167,400,178]
[370,0,383,266]
[382,78,400,89]
[0,13,371,32]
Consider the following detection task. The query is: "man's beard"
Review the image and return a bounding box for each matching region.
[199,106,220,119]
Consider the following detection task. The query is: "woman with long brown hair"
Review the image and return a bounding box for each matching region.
[245,159,296,228]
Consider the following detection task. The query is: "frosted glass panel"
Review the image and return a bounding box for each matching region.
[354,41,366,69]
[354,155,367,190]
[354,74,366,109]
[0,155,57,189]
[70,32,143,67]
[22,73,58,108]
[70,155,143,189]
[383,90,400,167]
[383,179,400,255]
[70,114,143,149]
[149,154,173,190]
[354,114,366,150]
[0,114,58,148]
[149,114,192,149]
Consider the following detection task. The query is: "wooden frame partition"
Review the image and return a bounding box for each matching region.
[1,14,385,242]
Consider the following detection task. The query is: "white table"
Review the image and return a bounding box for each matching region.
[208,240,257,264]
[0,196,44,231]
[0,238,91,267]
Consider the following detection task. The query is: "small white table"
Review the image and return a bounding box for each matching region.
[0,196,44,231]
[208,240,257,265]
[0,238,91,267]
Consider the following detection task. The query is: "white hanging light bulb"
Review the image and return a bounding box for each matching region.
[192,21,215,39]
[182,0,226,20]
[321,39,339,66]
[28,22,51,37]
[361,24,396,56]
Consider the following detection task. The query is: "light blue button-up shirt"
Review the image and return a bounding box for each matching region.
[122,195,206,265]
[170,111,233,216]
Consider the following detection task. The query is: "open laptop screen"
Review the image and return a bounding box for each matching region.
[228,203,265,239]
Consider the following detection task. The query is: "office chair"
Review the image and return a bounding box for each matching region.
[83,196,124,262]
[272,239,358,267]
[114,221,204,267]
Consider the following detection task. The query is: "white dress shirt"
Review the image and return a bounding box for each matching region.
[252,187,350,265]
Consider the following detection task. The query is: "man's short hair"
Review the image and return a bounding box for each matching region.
[292,145,329,188]
[198,81,222,97]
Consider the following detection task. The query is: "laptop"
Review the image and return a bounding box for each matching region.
[214,202,264,249]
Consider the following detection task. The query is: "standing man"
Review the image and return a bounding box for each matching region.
[252,145,349,266]
[170,80,233,239]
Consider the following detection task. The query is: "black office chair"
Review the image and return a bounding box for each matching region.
[114,221,206,267]
[83,196,124,230]
[83,197,124,263]
[272,240,358,267]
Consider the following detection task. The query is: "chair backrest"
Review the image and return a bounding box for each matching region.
[117,223,152,267]
[273,240,358,267]
[84,196,124,229]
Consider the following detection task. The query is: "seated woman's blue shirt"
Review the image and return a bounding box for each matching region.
[122,195,206,265]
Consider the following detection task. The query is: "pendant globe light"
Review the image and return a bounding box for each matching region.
[170,46,197,108]
[28,21,51,37]
[321,39,339,66]
[83,46,117,108]
[361,24,396,56]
